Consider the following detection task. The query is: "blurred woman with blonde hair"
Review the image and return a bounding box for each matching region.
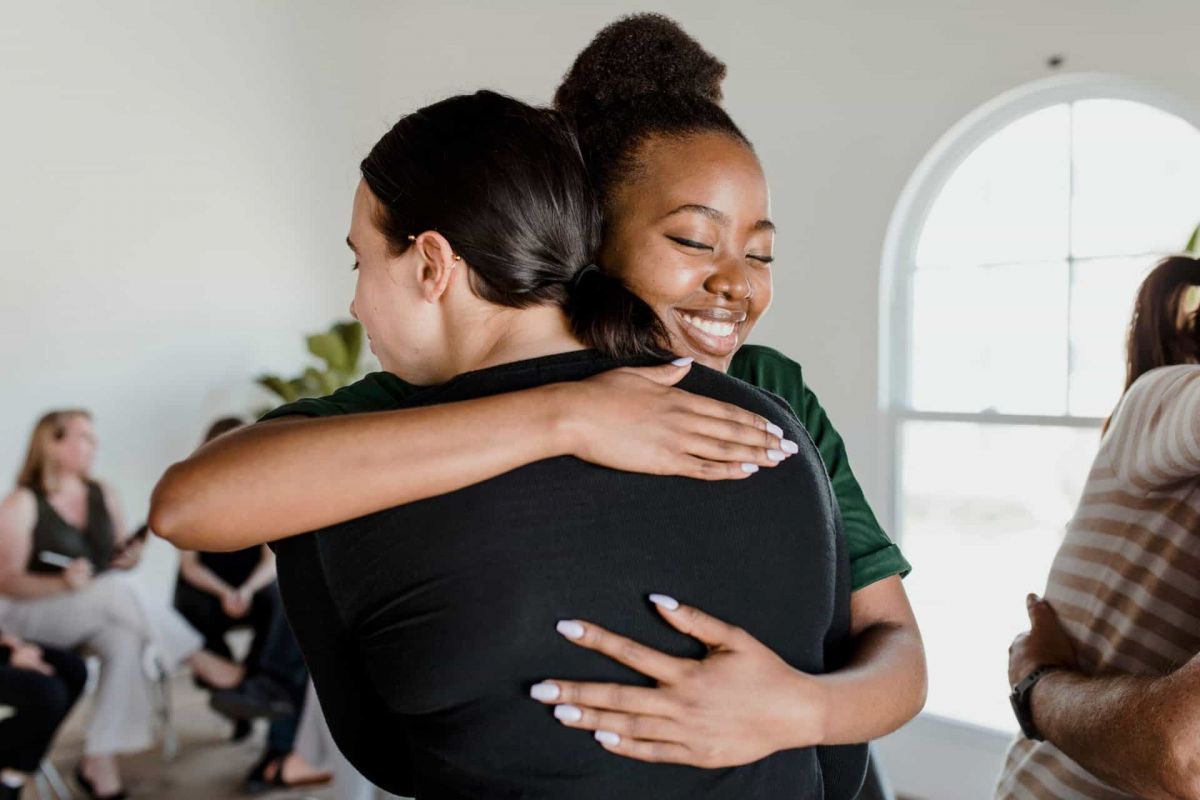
[0,410,242,799]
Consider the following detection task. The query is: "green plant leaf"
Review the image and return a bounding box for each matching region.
[1186,223,1200,255]
[256,375,296,403]
[334,321,363,371]
[307,331,351,372]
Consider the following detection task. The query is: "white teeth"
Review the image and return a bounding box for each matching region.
[681,313,736,338]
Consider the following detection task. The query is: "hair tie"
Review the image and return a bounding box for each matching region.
[571,263,600,289]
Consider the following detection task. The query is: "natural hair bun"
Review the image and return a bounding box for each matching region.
[554,13,726,122]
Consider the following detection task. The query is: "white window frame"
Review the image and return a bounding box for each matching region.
[873,73,1200,799]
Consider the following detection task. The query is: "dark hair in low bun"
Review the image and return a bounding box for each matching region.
[554,14,749,208]
[361,90,667,358]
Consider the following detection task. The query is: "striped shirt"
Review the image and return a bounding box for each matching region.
[996,364,1200,799]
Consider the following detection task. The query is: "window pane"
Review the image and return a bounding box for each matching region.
[1068,255,1159,417]
[916,105,1070,269]
[900,420,1099,731]
[1071,99,1200,258]
[910,262,1068,414]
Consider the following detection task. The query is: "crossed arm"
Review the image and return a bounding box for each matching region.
[1009,596,1200,800]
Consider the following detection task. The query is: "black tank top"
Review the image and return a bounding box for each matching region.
[274,350,867,799]
[28,481,115,574]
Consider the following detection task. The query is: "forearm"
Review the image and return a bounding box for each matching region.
[1032,669,1200,799]
[151,384,574,551]
[0,572,69,600]
[239,558,276,596]
[180,561,232,598]
[804,621,927,746]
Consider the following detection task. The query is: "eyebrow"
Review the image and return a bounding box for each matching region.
[663,204,775,233]
[346,236,357,252]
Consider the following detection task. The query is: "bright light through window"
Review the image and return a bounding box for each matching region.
[897,96,1200,731]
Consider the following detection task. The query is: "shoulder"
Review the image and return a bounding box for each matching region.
[260,372,421,421]
[0,488,36,528]
[681,364,802,432]
[729,345,807,396]
[731,344,804,377]
[1117,364,1200,420]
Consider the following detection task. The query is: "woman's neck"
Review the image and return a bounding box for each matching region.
[450,305,585,376]
[43,468,84,497]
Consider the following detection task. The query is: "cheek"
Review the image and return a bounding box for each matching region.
[615,249,703,309]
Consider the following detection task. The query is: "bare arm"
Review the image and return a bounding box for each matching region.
[0,490,74,600]
[151,363,789,552]
[532,578,926,766]
[805,576,927,744]
[238,546,276,596]
[1010,596,1200,800]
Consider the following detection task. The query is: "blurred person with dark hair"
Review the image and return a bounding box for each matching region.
[174,418,280,739]
[0,410,243,799]
[0,630,87,800]
[999,256,1200,799]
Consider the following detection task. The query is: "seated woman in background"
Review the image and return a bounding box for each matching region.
[174,418,279,723]
[0,630,88,800]
[997,256,1200,798]
[0,410,243,800]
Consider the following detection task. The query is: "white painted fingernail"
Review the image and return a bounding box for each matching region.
[671,356,694,366]
[767,449,786,461]
[555,704,583,722]
[649,593,679,611]
[530,682,560,701]
[766,422,783,438]
[741,463,759,474]
[595,730,621,746]
[556,620,585,640]
[781,439,799,454]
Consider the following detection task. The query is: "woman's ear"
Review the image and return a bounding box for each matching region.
[411,231,460,303]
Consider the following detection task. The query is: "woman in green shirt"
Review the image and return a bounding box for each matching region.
[153,14,922,774]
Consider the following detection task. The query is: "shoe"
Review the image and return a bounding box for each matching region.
[209,674,295,722]
[74,765,128,800]
[242,749,332,796]
[230,718,253,742]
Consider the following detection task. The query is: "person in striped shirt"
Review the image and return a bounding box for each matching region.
[998,255,1200,799]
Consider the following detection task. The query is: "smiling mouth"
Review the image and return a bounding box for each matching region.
[674,309,747,356]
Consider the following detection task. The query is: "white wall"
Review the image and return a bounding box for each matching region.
[6,2,1200,796]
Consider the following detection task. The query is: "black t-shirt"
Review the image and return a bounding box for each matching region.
[273,349,862,799]
[197,547,261,588]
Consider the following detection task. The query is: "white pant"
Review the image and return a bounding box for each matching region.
[0,572,202,755]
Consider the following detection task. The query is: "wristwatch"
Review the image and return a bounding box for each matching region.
[1010,666,1059,741]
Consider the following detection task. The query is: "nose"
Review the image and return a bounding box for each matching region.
[703,257,752,302]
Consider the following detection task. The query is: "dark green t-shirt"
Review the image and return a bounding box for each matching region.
[262,344,910,591]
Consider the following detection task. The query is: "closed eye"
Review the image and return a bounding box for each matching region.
[748,254,774,265]
[665,235,713,251]
[351,262,359,271]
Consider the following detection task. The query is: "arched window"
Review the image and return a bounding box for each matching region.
[882,75,1200,731]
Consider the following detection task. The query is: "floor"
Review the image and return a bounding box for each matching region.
[39,671,338,800]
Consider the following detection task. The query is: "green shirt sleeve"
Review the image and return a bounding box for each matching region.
[258,372,422,421]
[729,345,911,591]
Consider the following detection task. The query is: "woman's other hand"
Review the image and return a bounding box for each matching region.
[561,360,798,481]
[62,558,92,590]
[10,641,54,675]
[109,538,144,571]
[221,587,251,619]
[530,596,825,767]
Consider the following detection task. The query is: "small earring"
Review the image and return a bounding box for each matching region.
[407,234,416,242]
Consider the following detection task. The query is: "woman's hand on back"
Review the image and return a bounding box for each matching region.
[559,359,798,481]
[529,596,826,766]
